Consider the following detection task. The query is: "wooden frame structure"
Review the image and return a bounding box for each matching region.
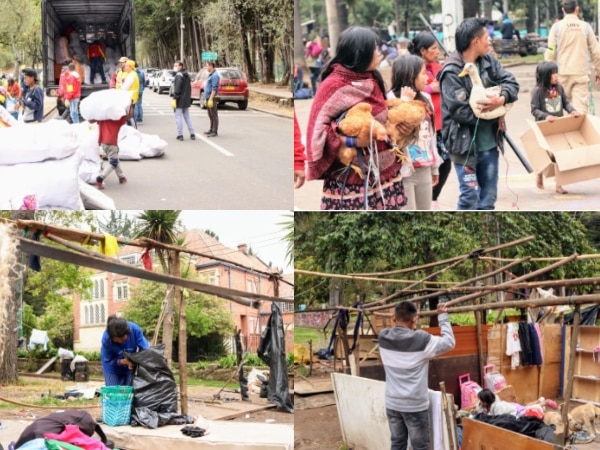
[296,236,600,446]
[2,218,293,415]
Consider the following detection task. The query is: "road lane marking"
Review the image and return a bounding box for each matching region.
[197,135,234,157]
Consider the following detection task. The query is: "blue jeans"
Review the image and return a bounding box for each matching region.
[134,93,143,122]
[175,107,195,136]
[386,408,430,450]
[69,98,80,124]
[454,148,499,210]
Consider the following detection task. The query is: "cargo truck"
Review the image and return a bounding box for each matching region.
[41,0,135,108]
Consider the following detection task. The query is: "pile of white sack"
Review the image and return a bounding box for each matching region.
[0,90,168,210]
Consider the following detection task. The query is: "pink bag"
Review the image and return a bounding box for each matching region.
[458,373,482,409]
[44,424,110,450]
[484,364,507,393]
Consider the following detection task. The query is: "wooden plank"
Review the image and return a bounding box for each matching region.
[294,378,333,396]
[462,418,555,450]
[35,356,57,375]
[18,237,279,307]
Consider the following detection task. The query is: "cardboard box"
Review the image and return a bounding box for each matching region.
[520,115,600,185]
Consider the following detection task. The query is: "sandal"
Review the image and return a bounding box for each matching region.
[555,186,568,195]
[546,399,558,409]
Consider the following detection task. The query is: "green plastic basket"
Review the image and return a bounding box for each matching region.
[101,386,133,426]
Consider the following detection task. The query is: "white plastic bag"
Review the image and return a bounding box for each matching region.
[79,179,115,209]
[80,89,132,121]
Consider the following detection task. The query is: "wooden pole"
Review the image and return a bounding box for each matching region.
[561,305,580,446]
[350,236,535,276]
[443,254,579,308]
[175,251,188,414]
[472,255,485,385]
[440,382,456,450]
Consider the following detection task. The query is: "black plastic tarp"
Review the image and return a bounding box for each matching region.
[126,344,193,428]
[257,303,294,413]
[563,305,599,326]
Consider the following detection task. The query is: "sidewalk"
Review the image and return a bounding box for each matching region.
[294,64,600,211]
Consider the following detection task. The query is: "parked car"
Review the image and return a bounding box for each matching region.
[143,67,159,87]
[152,69,175,94]
[190,67,249,110]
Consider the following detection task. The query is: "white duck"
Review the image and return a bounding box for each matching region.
[459,62,512,120]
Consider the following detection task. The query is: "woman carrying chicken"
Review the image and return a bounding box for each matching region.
[305,26,414,210]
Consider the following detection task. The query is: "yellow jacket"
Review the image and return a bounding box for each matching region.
[121,71,139,104]
[545,13,600,76]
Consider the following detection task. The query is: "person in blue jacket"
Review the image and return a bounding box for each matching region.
[101,316,149,386]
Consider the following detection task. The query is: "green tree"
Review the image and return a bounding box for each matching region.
[294,212,600,309]
[123,279,235,343]
[98,211,140,238]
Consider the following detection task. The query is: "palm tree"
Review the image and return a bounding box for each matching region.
[135,210,182,362]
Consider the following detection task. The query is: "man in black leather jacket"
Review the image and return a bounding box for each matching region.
[438,17,519,210]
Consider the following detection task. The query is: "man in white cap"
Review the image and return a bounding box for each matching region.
[110,56,129,89]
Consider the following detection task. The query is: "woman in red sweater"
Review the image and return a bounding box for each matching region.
[408,33,451,210]
[306,26,412,210]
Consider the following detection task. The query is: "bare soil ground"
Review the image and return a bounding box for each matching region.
[0,376,293,426]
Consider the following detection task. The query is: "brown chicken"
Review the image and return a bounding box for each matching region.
[337,102,388,178]
[385,98,428,162]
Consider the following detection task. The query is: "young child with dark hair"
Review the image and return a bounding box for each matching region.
[530,61,580,194]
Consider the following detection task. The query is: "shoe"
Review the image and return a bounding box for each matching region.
[555,185,568,195]
[536,173,544,189]
[431,200,440,210]
[94,180,105,190]
[546,399,557,409]
[203,130,213,135]
[571,431,595,444]
[137,120,143,124]
[119,177,127,184]
[207,132,218,137]
[176,135,184,141]
[190,134,196,140]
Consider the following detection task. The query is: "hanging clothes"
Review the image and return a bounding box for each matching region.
[533,323,544,365]
[140,248,153,270]
[98,234,119,256]
[518,322,533,366]
[505,323,522,370]
[528,323,543,365]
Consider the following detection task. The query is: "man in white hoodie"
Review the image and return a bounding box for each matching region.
[379,301,456,450]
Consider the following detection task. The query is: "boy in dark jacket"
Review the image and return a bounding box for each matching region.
[438,17,519,210]
[171,60,195,141]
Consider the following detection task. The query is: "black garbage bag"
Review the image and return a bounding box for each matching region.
[257,303,294,413]
[125,344,179,427]
[563,305,599,325]
[131,407,195,429]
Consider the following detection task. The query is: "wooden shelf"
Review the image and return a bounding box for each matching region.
[575,348,597,353]
[573,374,600,381]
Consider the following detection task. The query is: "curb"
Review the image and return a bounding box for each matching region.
[249,105,293,119]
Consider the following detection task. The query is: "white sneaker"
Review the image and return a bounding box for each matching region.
[432,200,441,210]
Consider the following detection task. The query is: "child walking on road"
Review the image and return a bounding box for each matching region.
[89,103,133,189]
[530,61,580,194]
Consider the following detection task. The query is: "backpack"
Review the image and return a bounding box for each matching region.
[458,373,482,409]
[15,411,110,449]
[483,364,507,393]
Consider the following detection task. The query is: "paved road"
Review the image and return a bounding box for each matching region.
[53,89,293,209]
[294,62,600,211]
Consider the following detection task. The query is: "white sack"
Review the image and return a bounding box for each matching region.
[139,134,167,158]
[80,89,132,121]
[74,121,101,162]
[0,120,77,165]
[79,158,101,184]
[79,179,116,210]
[0,151,83,210]
[0,104,18,126]
[117,125,142,160]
